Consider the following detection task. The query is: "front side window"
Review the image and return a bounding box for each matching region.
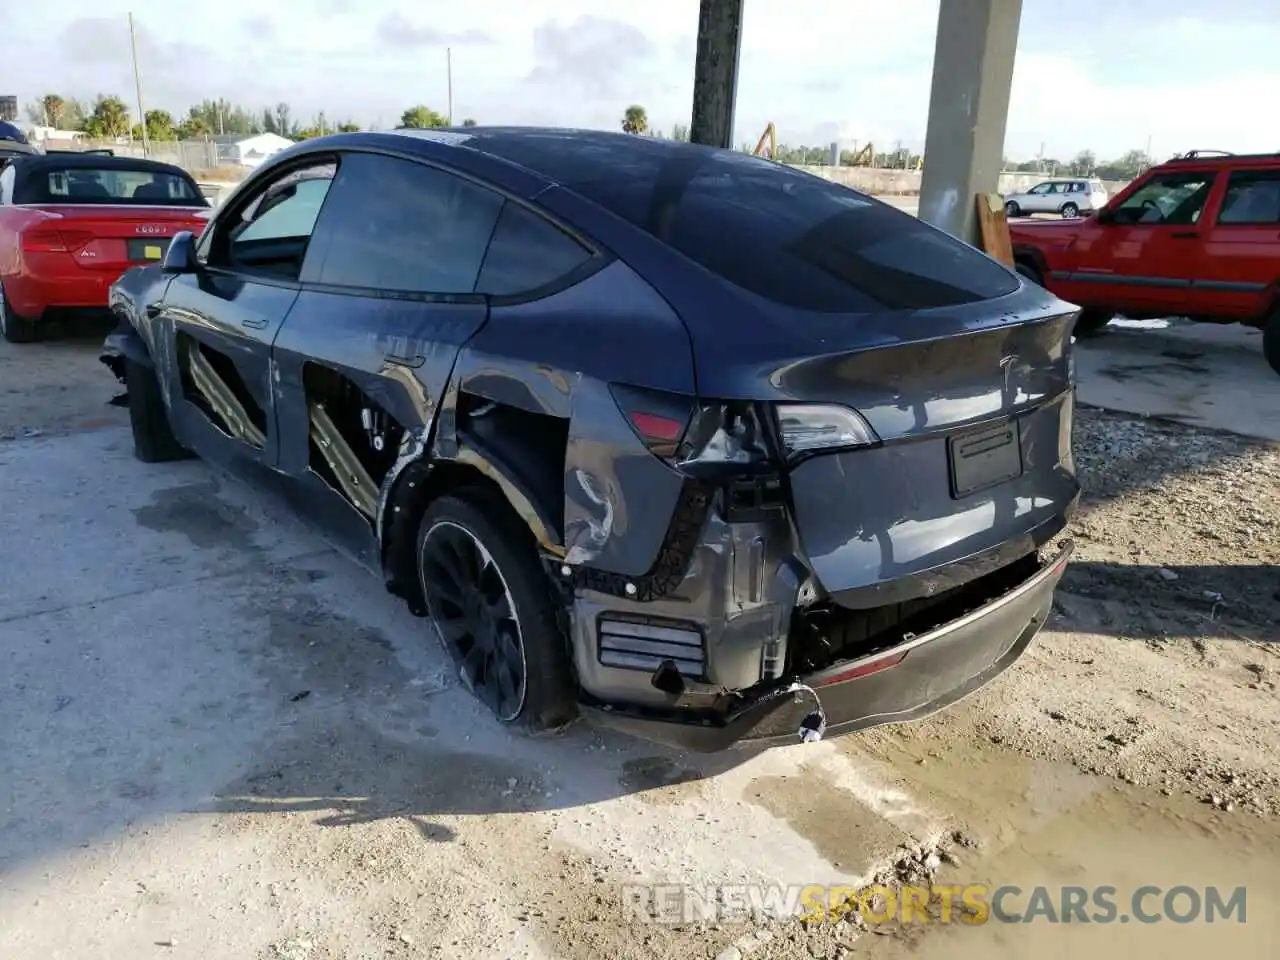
[1217,171,1280,225]
[1028,183,1051,195]
[209,160,336,279]
[1110,173,1214,225]
[310,153,504,294]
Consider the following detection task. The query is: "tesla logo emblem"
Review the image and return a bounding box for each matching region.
[1000,355,1019,394]
[136,225,166,235]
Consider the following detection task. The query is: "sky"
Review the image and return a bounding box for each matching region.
[4,0,1279,162]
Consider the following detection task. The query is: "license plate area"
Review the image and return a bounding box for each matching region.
[127,238,170,262]
[948,419,1023,498]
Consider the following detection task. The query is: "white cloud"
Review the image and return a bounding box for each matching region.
[4,0,1276,162]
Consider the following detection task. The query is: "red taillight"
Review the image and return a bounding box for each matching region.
[21,226,67,253]
[20,227,94,253]
[609,383,694,460]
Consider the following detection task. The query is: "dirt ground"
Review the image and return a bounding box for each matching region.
[1,328,1277,960]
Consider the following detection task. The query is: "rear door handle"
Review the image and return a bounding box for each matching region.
[1170,231,1199,238]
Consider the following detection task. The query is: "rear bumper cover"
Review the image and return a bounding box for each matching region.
[582,539,1072,752]
[2,272,118,318]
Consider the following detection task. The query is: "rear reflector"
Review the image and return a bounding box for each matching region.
[609,383,694,459]
[813,651,907,687]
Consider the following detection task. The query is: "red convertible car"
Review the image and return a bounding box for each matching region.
[0,153,210,342]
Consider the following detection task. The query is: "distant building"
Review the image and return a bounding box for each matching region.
[212,132,296,168]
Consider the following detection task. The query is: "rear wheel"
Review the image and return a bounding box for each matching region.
[1005,200,1022,218]
[1061,202,1080,219]
[417,491,576,732]
[1264,311,1280,376]
[126,357,190,462]
[0,281,40,343]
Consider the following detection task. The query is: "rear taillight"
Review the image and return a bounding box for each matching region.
[609,383,694,459]
[21,226,67,253]
[775,403,880,455]
[20,227,93,253]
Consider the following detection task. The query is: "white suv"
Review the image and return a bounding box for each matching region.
[1004,178,1109,218]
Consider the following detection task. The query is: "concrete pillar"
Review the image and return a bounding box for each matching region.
[689,0,745,149]
[917,0,1022,244]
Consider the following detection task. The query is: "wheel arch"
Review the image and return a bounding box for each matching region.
[378,395,569,615]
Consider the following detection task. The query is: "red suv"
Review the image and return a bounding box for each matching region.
[1009,150,1280,375]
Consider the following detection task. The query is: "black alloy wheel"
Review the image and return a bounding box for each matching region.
[419,517,528,721]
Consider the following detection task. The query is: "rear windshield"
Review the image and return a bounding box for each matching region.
[475,134,1018,312]
[17,167,205,206]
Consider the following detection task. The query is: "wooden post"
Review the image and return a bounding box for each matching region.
[974,192,1014,266]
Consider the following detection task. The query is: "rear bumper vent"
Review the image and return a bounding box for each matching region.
[597,617,706,680]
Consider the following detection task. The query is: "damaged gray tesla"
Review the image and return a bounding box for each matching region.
[101,128,1079,751]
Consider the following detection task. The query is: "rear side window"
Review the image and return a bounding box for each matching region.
[15,166,204,205]
[470,134,1017,312]
[475,201,593,296]
[310,153,504,294]
[1217,171,1280,225]
[648,155,1017,311]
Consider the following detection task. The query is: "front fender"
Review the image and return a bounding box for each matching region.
[101,315,154,382]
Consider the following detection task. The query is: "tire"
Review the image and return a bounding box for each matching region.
[1264,311,1280,377]
[126,357,190,462]
[0,281,40,343]
[1005,201,1021,218]
[1074,310,1113,336]
[416,490,577,732]
[1061,202,1079,219]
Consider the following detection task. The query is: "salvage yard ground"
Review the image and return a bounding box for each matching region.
[1,322,1277,960]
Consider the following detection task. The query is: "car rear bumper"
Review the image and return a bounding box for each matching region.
[581,539,1072,752]
[2,271,123,319]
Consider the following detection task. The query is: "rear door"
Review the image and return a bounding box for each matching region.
[154,159,336,472]
[1199,168,1280,320]
[269,151,502,559]
[1057,168,1219,316]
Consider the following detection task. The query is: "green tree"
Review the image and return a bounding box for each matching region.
[336,121,361,133]
[1069,149,1097,176]
[461,118,478,127]
[131,109,177,142]
[670,123,690,142]
[26,93,85,129]
[621,104,647,134]
[82,95,132,138]
[177,115,212,139]
[399,105,449,128]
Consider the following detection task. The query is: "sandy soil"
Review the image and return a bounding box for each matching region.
[1,333,1277,960]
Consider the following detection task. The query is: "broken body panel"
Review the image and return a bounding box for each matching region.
[102,129,1080,751]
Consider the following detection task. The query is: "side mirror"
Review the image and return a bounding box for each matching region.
[162,231,198,275]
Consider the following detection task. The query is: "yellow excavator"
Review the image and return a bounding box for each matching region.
[751,124,922,170]
[752,122,777,159]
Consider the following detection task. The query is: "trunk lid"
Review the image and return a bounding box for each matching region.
[27,205,209,271]
[692,282,1081,605]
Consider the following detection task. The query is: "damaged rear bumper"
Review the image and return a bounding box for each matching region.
[581,539,1073,752]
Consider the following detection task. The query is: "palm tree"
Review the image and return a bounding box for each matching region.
[622,104,648,135]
